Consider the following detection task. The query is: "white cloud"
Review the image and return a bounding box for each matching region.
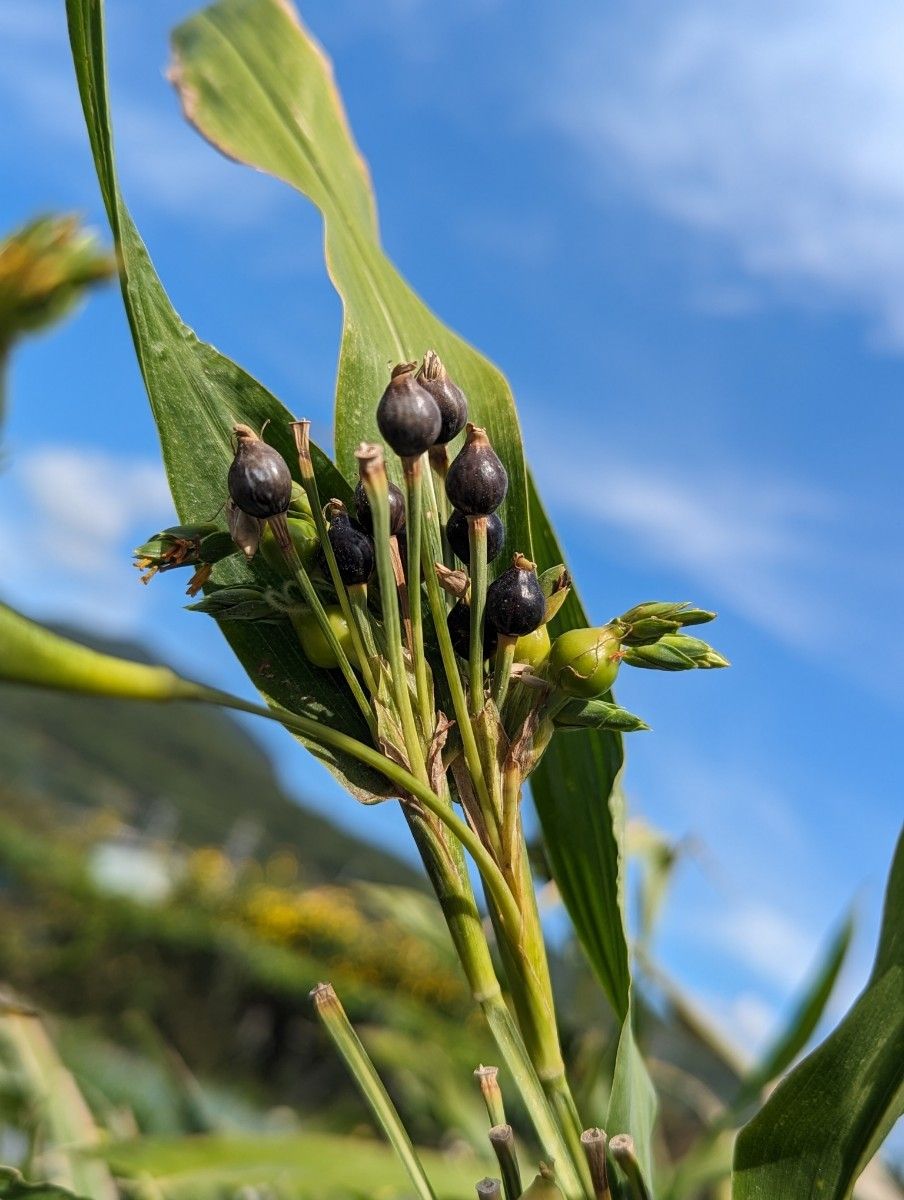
[543,0,904,345]
[696,989,777,1060]
[708,901,815,992]
[536,442,904,700]
[0,446,174,635]
[539,450,839,644]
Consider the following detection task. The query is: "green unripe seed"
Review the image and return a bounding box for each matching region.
[549,624,622,697]
[291,605,357,669]
[260,516,320,576]
[514,624,551,667]
[288,481,313,517]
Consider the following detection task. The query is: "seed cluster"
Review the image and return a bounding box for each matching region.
[136,348,724,768]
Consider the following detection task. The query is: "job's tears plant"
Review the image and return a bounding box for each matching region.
[1,1,900,1197]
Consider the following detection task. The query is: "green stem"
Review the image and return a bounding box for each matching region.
[420,525,495,819]
[201,687,521,937]
[549,1086,593,1198]
[610,1137,651,1200]
[363,462,428,784]
[492,635,517,711]
[283,540,375,738]
[481,995,586,1200]
[291,422,377,696]
[311,983,437,1200]
[403,456,434,734]
[348,583,381,692]
[468,516,489,716]
[428,444,454,572]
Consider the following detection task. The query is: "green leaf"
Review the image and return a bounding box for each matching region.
[97,1131,484,1200]
[169,0,532,563]
[554,698,650,733]
[733,828,904,1200]
[66,0,390,802]
[0,1169,90,1200]
[166,0,655,1181]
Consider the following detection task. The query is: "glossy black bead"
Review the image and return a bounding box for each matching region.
[445,424,508,516]
[327,512,374,586]
[446,509,504,566]
[447,600,498,661]
[354,479,406,536]
[228,426,292,519]
[377,363,442,458]
[417,351,468,444]
[485,556,545,637]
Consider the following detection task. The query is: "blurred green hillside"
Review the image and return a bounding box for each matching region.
[0,626,422,888]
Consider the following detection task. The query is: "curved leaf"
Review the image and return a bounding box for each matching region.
[0,600,192,701]
[169,0,532,561]
[65,0,389,801]
[733,828,904,1200]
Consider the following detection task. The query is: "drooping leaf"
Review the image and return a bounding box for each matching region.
[0,600,194,701]
[169,0,532,563]
[167,0,653,1180]
[733,828,904,1200]
[65,0,390,801]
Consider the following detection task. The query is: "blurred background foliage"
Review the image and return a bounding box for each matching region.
[6,639,895,1197]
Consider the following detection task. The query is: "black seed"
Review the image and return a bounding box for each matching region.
[327,512,374,586]
[485,555,545,637]
[445,424,508,516]
[354,479,406,535]
[377,362,442,458]
[446,509,504,565]
[417,350,468,444]
[447,600,498,661]
[228,425,292,519]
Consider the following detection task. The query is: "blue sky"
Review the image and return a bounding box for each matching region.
[1,0,902,1069]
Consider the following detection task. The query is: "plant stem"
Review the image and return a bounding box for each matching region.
[420,524,495,820]
[348,583,381,690]
[311,982,437,1200]
[201,687,520,935]
[277,528,375,738]
[580,1129,611,1200]
[489,1124,522,1200]
[359,449,428,783]
[290,421,377,696]
[474,1066,506,1128]
[609,1136,650,1200]
[468,515,488,716]
[481,995,586,1200]
[492,635,517,710]
[427,444,454,571]
[403,455,434,734]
